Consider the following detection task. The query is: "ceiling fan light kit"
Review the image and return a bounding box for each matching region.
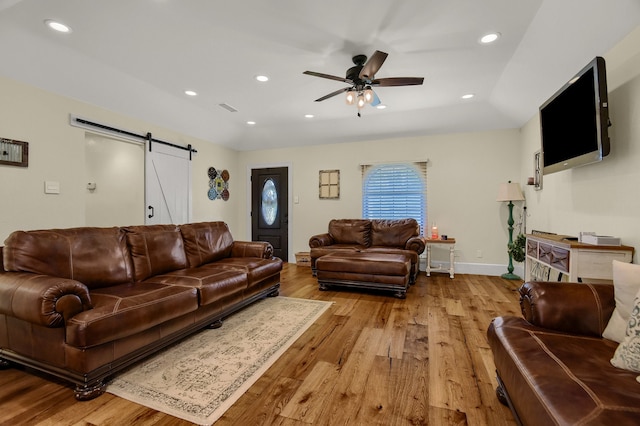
[345,90,356,105]
[304,50,424,117]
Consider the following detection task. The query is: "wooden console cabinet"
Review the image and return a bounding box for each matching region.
[525,234,634,283]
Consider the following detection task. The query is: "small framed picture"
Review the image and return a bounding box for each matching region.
[0,138,29,167]
[319,170,340,199]
[533,150,542,190]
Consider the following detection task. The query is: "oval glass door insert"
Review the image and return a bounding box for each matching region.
[261,178,278,225]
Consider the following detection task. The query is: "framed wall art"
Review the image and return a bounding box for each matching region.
[0,138,29,167]
[207,167,230,201]
[319,169,339,199]
[533,150,542,190]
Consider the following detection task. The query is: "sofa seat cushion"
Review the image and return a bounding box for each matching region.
[144,267,247,306]
[204,258,282,288]
[66,283,198,348]
[488,316,640,425]
[310,245,364,260]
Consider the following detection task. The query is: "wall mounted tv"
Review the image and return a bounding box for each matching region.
[540,56,610,175]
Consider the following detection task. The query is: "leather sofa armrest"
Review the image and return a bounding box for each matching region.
[519,281,615,337]
[405,236,426,254]
[0,272,92,327]
[309,233,334,248]
[231,241,274,259]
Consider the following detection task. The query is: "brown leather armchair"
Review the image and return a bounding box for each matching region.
[488,281,640,425]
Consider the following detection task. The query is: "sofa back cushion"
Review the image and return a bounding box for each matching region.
[371,218,420,247]
[328,219,371,246]
[124,225,188,282]
[180,221,234,267]
[3,227,133,289]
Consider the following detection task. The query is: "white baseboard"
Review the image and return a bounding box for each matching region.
[420,259,525,279]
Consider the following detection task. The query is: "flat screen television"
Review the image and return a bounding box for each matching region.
[540,56,610,175]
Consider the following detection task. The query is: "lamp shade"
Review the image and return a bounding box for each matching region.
[496,182,525,202]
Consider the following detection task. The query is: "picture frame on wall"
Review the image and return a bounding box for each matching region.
[319,170,340,199]
[0,138,29,167]
[533,150,542,190]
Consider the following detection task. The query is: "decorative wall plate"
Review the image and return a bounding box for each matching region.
[207,167,230,201]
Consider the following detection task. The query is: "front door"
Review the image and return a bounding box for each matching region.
[251,167,288,261]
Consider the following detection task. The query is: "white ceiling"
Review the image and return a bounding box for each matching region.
[1,0,639,151]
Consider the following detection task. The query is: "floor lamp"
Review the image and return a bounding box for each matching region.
[496,181,525,280]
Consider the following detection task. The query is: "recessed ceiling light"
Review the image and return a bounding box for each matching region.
[184,90,197,96]
[304,114,314,118]
[255,75,269,82]
[44,19,72,33]
[246,121,256,125]
[480,32,500,44]
[376,104,387,109]
[461,93,475,99]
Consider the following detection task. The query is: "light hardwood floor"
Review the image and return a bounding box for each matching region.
[0,264,522,425]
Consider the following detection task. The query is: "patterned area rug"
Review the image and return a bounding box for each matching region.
[106,296,333,425]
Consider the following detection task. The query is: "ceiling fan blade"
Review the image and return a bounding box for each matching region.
[314,87,350,102]
[370,90,381,107]
[372,77,424,87]
[359,50,388,80]
[303,71,351,83]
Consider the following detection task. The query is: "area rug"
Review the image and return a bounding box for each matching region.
[106,296,333,425]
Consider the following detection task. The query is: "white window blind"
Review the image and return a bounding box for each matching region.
[362,162,427,234]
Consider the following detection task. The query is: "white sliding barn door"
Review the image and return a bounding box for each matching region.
[145,142,192,225]
[85,133,145,227]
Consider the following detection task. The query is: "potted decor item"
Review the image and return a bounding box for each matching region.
[508,233,526,263]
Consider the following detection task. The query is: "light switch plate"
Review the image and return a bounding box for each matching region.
[45,181,60,194]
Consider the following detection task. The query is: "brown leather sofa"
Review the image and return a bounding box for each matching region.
[308,218,426,283]
[488,281,640,425]
[0,221,282,400]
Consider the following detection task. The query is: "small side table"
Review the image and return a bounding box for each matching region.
[426,238,456,278]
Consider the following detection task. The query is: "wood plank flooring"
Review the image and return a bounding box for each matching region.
[0,264,522,425]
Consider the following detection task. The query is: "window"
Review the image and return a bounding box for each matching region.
[362,162,427,234]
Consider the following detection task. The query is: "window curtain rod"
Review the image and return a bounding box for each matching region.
[71,116,198,159]
[359,159,429,167]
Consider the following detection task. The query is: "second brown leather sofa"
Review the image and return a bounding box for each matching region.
[308,218,426,283]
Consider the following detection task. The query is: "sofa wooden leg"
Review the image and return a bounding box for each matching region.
[75,381,106,401]
[496,383,509,406]
[267,289,279,297]
[208,319,223,329]
[0,357,12,369]
[394,290,407,299]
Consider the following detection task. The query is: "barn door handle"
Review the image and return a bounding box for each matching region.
[148,206,154,218]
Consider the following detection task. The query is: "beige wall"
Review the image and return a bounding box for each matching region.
[238,129,522,274]
[0,76,240,242]
[2,24,639,275]
[518,26,640,263]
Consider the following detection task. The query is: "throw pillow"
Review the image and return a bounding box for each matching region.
[603,261,640,343]
[610,287,640,373]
